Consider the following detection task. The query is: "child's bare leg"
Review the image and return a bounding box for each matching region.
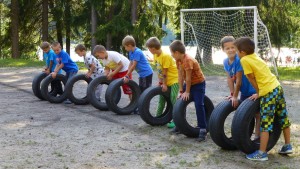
[128,94,132,100]
[259,131,269,152]
[283,127,291,144]
[254,112,260,138]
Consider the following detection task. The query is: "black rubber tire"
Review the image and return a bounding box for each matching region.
[64,74,92,105]
[138,86,172,126]
[173,95,214,138]
[32,72,48,100]
[105,79,141,115]
[87,76,121,111]
[40,74,68,103]
[209,100,237,150]
[231,99,282,154]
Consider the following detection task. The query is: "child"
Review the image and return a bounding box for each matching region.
[169,40,207,142]
[234,37,292,161]
[122,35,153,93]
[220,36,260,140]
[51,42,79,104]
[146,37,179,128]
[122,35,153,114]
[75,44,104,100]
[92,45,132,97]
[40,42,62,96]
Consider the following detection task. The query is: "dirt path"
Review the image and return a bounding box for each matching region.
[0,68,299,169]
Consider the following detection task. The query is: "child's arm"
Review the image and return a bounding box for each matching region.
[44,60,52,74]
[231,72,242,108]
[107,61,123,80]
[86,63,96,78]
[245,73,259,100]
[178,66,184,97]
[181,69,192,101]
[124,61,137,82]
[161,68,168,92]
[104,67,110,76]
[51,63,64,79]
[226,72,234,97]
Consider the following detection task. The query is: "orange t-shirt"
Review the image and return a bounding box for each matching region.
[176,54,205,85]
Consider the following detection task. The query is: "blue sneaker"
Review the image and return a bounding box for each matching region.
[64,99,72,104]
[246,150,268,161]
[278,144,293,155]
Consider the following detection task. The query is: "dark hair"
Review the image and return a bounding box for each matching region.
[122,35,136,47]
[75,44,86,52]
[220,36,235,49]
[169,40,186,54]
[234,37,255,55]
[93,45,106,55]
[146,37,161,50]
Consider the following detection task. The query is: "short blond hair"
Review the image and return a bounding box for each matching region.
[93,45,106,55]
[122,35,136,47]
[75,44,86,52]
[146,37,161,50]
[51,42,61,48]
[40,42,50,50]
[169,40,186,54]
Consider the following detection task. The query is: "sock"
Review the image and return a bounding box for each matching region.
[200,129,206,133]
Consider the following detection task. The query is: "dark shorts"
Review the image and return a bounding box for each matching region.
[139,73,153,93]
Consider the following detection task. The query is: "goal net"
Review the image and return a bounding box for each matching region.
[180,6,278,76]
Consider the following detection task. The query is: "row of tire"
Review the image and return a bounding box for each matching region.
[32,72,281,154]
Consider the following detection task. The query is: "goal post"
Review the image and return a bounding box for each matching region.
[180,6,278,77]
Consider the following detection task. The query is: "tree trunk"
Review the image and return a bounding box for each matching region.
[91,5,97,50]
[42,0,49,42]
[49,0,63,48]
[11,0,20,59]
[0,4,2,58]
[106,3,115,50]
[131,0,138,25]
[65,0,71,54]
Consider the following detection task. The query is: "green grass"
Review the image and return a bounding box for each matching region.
[0,58,86,70]
[277,66,300,81]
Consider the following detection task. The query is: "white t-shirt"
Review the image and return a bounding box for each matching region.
[84,54,104,79]
[102,51,130,72]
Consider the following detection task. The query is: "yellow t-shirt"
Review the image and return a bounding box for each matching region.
[154,52,178,86]
[240,53,279,96]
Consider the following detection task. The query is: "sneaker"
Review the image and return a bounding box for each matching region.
[278,144,293,155]
[167,121,175,128]
[132,108,139,115]
[197,129,207,142]
[169,127,180,134]
[64,99,72,104]
[246,150,268,161]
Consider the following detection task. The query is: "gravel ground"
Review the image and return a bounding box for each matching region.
[0,67,299,169]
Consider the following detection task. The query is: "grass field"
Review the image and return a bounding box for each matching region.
[0,59,299,81]
[0,59,87,70]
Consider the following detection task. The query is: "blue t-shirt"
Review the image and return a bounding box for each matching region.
[129,47,153,77]
[43,49,62,74]
[56,50,78,73]
[223,55,256,96]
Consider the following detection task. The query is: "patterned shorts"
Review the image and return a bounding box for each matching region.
[260,85,291,132]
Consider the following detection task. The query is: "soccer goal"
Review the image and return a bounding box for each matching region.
[180,6,278,76]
